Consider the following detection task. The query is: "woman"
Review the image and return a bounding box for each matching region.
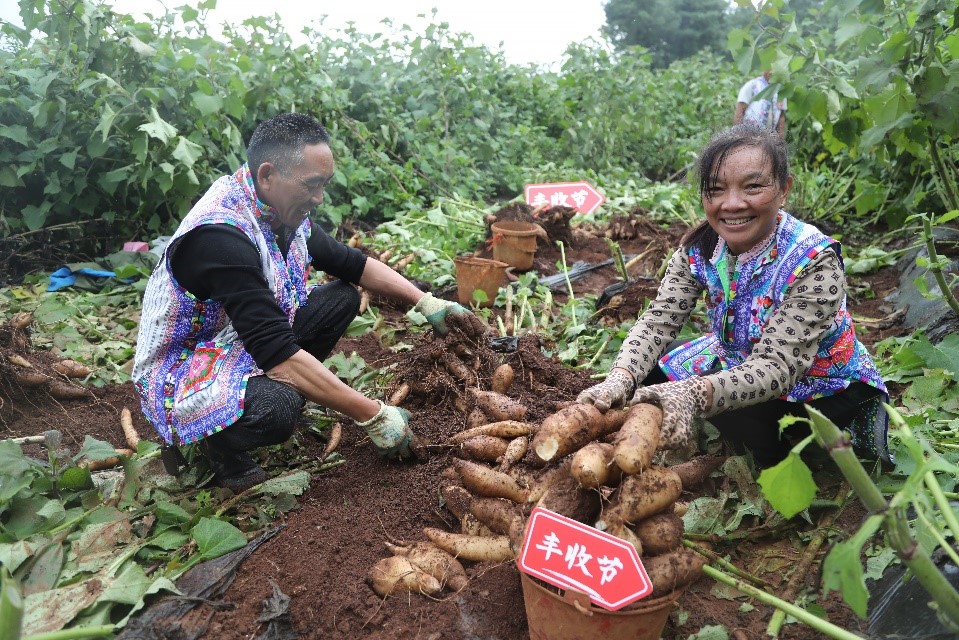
[578,123,887,466]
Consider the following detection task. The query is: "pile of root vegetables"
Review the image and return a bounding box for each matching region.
[0,312,95,407]
[368,330,724,606]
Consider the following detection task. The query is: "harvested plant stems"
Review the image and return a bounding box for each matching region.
[682,539,771,590]
[22,626,117,640]
[701,565,864,640]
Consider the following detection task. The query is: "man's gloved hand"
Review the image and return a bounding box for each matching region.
[413,292,486,338]
[630,377,711,448]
[576,369,636,412]
[356,400,415,460]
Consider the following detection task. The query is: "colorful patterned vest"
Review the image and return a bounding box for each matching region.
[660,212,888,456]
[132,165,312,445]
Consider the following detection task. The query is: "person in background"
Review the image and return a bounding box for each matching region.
[734,70,787,135]
[577,123,887,467]
[133,112,485,492]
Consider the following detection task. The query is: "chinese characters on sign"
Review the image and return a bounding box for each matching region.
[517,507,652,611]
[524,181,605,215]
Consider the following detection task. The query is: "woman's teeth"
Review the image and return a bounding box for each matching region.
[724,217,753,226]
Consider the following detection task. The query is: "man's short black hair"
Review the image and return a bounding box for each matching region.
[247,113,330,183]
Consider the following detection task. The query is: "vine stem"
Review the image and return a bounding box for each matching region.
[701,565,863,640]
[682,539,772,590]
[920,214,959,316]
[22,625,115,640]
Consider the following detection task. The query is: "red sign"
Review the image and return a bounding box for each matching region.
[517,507,652,611]
[524,181,605,215]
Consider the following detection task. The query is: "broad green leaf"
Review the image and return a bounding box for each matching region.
[0,125,29,145]
[912,334,959,376]
[682,496,729,535]
[22,575,107,635]
[126,35,156,58]
[155,500,192,524]
[72,519,135,573]
[256,471,311,496]
[834,76,859,100]
[59,148,78,170]
[864,547,898,581]
[74,436,119,464]
[147,528,190,551]
[757,452,817,519]
[95,103,118,143]
[191,517,246,560]
[137,107,177,143]
[19,541,63,596]
[0,537,48,574]
[688,626,729,640]
[822,515,882,618]
[0,441,33,480]
[191,92,223,116]
[171,136,204,167]
[59,466,93,491]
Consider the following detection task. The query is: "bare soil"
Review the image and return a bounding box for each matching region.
[0,208,912,639]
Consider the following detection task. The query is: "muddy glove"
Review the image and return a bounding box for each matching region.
[356,400,414,460]
[414,292,486,337]
[630,377,711,448]
[576,369,636,412]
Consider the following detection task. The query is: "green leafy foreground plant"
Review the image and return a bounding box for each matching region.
[758,406,959,633]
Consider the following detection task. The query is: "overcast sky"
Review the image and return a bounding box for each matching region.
[0,0,610,67]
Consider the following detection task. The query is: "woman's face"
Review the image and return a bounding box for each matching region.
[702,145,792,255]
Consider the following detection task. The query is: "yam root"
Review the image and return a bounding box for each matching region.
[454,459,529,503]
[47,381,92,400]
[368,555,442,596]
[633,512,685,556]
[644,547,707,597]
[532,403,606,464]
[440,484,473,520]
[459,435,510,463]
[120,407,141,450]
[670,455,726,491]
[7,354,32,368]
[322,422,343,460]
[448,420,534,444]
[497,436,528,472]
[536,475,601,524]
[491,364,515,395]
[79,448,135,471]
[385,541,468,592]
[607,521,643,557]
[612,403,663,474]
[423,527,514,562]
[444,353,476,386]
[570,442,622,489]
[52,359,92,378]
[468,497,525,536]
[9,312,33,330]
[597,466,683,529]
[526,461,574,503]
[469,388,527,422]
[466,408,489,428]
[15,371,50,388]
[461,512,496,537]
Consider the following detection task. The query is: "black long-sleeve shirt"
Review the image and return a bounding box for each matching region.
[169,222,367,370]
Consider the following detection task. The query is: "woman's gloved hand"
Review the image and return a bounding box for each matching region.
[630,377,711,448]
[356,400,415,459]
[575,369,636,412]
[414,292,486,337]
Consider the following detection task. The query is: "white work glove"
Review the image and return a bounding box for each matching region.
[413,292,486,338]
[356,400,415,460]
[576,369,636,412]
[630,377,711,448]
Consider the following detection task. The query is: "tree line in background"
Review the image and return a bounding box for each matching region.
[0,0,955,273]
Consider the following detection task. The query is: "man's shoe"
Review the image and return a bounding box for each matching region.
[216,464,268,493]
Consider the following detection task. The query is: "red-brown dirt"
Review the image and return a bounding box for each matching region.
[0,209,911,639]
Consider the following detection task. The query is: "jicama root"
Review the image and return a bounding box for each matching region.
[423,527,514,562]
[491,364,515,395]
[612,403,663,474]
[633,512,685,556]
[52,359,92,378]
[669,455,726,491]
[368,555,442,596]
[643,547,707,597]
[385,541,469,592]
[459,435,510,463]
[448,420,534,444]
[570,442,622,489]
[469,388,527,422]
[454,459,529,503]
[596,467,683,529]
[120,407,140,450]
[497,436,528,472]
[531,403,606,464]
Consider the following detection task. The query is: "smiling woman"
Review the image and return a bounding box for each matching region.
[577,122,890,470]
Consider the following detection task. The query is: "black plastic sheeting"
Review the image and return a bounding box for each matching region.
[867,551,959,639]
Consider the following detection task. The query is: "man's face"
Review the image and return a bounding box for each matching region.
[256,143,335,229]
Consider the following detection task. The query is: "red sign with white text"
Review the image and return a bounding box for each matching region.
[524,181,605,215]
[517,507,653,611]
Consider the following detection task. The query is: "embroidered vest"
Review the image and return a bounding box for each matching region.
[132,167,312,444]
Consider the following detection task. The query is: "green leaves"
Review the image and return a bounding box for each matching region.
[822,514,883,618]
[757,452,818,519]
[191,517,247,560]
[138,107,178,143]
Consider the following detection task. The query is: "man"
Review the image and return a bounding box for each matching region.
[733,70,786,135]
[133,112,484,492]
